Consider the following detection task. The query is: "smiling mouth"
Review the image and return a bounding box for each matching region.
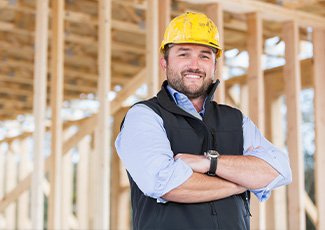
[184,74,201,79]
[182,70,205,79]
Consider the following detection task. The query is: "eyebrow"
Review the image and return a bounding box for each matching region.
[176,48,213,55]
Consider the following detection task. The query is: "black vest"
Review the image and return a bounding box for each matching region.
[127,81,250,230]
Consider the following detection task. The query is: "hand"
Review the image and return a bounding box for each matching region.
[175,153,210,174]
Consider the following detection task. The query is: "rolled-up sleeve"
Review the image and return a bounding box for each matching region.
[115,104,193,202]
[242,115,292,201]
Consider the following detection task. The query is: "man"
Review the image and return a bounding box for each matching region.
[115,11,292,230]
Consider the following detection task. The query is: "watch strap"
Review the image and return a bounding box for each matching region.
[208,157,217,176]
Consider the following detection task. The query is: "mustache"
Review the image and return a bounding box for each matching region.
[181,68,206,77]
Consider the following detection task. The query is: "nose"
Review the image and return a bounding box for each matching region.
[188,56,200,69]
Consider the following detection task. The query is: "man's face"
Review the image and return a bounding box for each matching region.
[161,44,216,99]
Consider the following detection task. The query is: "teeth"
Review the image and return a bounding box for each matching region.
[185,74,200,79]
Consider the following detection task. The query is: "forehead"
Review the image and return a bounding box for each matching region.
[170,44,214,53]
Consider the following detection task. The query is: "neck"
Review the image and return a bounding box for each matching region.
[190,96,206,112]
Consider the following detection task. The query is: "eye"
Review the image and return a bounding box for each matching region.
[178,53,187,57]
[201,55,210,60]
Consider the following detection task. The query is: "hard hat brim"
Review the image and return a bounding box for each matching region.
[160,41,223,58]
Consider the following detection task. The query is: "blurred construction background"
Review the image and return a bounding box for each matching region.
[0,0,325,229]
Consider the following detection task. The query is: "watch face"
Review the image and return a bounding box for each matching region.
[207,150,220,158]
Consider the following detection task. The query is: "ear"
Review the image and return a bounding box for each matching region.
[160,56,167,72]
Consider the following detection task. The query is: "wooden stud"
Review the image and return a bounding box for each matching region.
[146,0,159,96]
[77,137,90,228]
[5,146,17,229]
[48,0,65,228]
[61,151,73,230]
[282,20,305,230]
[206,3,225,103]
[0,116,98,214]
[111,107,130,230]
[158,0,170,85]
[0,144,5,229]
[313,28,325,230]
[247,12,266,230]
[31,0,49,228]
[94,0,111,228]
[305,191,318,226]
[18,138,32,229]
[88,134,96,228]
[265,91,288,230]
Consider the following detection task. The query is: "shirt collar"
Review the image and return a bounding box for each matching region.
[166,84,207,117]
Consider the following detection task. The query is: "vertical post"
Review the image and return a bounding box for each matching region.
[88,135,96,228]
[48,0,65,228]
[240,84,249,115]
[5,147,17,229]
[18,138,32,229]
[111,108,130,230]
[61,152,72,229]
[0,144,5,228]
[31,0,49,228]
[111,112,122,230]
[77,137,90,228]
[95,0,111,228]
[158,0,170,85]
[206,3,225,103]
[283,20,305,230]
[247,12,265,230]
[265,92,288,230]
[146,0,159,96]
[313,29,325,230]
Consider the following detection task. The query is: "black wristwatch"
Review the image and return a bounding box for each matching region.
[204,150,220,176]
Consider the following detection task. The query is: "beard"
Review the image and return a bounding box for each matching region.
[166,66,213,99]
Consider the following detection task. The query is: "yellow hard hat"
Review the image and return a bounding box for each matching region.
[160,11,223,58]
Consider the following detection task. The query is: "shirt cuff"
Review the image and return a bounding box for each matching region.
[250,174,283,201]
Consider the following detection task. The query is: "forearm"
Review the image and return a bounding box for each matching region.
[217,155,279,189]
[162,172,246,203]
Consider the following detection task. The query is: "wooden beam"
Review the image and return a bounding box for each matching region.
[146,0,159,96]
[313,28,325,230]
[5,148,17,229]
[31,0,49,228]
[305,191,318,227]
[178,0,325,29]
[111,68,146,115]
[18,139,32,229]
[225,58,314,95]
[0,115,97,213]
[0,0,8,9]
[94,0,111,228]
[206,3,225,103]
[63,116,97,154]
[111,107,129,230]
[77,137,90,228]
[61,151,72,229]
[246,12,266,230]
[265,92,288,230]
[158,0,170,85]
[48,0,65,228]
[283,20,305,230]
[0,145,4,228]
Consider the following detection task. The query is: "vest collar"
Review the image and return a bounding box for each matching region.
[156,80,220,119]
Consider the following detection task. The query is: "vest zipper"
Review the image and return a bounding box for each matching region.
[242,192,252,217]
[210,202,219,228]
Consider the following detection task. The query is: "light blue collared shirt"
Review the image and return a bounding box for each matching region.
[115,85,292,202]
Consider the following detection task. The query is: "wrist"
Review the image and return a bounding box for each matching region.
[204,150,220,176]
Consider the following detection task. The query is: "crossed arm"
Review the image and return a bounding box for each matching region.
[162,149,279,203]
